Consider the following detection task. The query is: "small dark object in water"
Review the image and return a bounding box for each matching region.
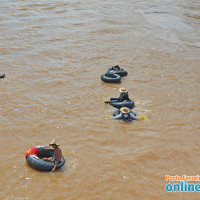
[0,74,5,78]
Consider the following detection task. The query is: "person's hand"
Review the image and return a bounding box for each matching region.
[51,167,56,172]
[123,100,127,102]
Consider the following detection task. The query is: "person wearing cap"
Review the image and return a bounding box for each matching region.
[42,140,62,172]
[112,107,137,120]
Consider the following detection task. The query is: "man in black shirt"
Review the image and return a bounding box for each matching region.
[118,87,130,102]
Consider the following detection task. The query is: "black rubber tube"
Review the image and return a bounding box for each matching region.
[110,100,135,109]
[101,74,121,83]
[110,98,118,101]
[26,146,65,171]
[0,74,5,78]
[116,70,128,77]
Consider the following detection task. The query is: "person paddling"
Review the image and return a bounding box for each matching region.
[112,107,137,121]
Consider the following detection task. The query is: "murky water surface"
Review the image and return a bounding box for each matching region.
[0,0,200,199]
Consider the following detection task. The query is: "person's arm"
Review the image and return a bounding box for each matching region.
[51,149,62,172]
[130,113,137,120]
[51,161,58,172]
[125,97,131,101]
[118,94,123,102]
[125,93,130,100]
[112,113,122,119]
[122,93,131,102]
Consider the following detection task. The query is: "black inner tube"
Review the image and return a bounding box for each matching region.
[26,146,65,171]
[0,74,5,78]
[101,74,121,83]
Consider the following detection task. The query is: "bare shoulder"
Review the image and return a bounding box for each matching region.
[56,147,62,154]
